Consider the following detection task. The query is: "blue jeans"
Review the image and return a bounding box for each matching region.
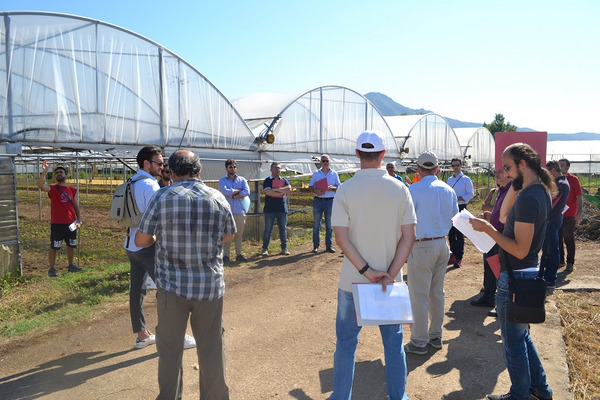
[331,289,409,400]
[313,197,333,249]
[496,271,553,400]
[542,218,562,286]
[263,212,288,250]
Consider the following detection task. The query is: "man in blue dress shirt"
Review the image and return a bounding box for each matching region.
[404,151,458,355]
[446,157,474,268]
[309,154,341,253]
[219,159,251,263]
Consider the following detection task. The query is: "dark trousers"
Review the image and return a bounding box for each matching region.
[542,218,562,286]
[482,244,499,303]
[558,216,576,265]
[126,244,156,334]
[448,204,468,260]
[156,290,229,400]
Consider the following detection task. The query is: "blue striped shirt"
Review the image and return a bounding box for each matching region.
[138,178,236,301]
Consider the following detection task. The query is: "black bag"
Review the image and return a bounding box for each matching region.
[507,277,547,323]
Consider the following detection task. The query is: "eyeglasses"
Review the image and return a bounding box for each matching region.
[503,164,512,172]
[150,160,164,167]
[227,165,237,169]
[451,164,461,167]
[321,160,329,163]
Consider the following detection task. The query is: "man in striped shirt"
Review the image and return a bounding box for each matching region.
[136,150,236,400]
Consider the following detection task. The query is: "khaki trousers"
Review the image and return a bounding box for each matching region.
[223,213,246,258]
[156,289,229,400]
[407,239,450,347]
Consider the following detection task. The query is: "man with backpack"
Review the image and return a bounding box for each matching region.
[124,146,195,350]
[37,161,83,277]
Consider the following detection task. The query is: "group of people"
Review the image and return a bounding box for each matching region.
[35,131,585,400]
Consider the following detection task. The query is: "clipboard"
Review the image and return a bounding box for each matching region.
[486,254,501,279]
[351,282,414,326]
[314,177,328,192]
[271,179,285,198]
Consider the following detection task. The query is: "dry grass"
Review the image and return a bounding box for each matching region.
[556,292,600,400]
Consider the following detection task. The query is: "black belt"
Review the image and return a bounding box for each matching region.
[316,197,334,200]
[416,236,446,242]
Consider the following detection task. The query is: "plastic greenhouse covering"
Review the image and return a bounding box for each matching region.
[0,12,257,165]
[232,86,400,174]
[384,114,461,163]
[454,127,495,169]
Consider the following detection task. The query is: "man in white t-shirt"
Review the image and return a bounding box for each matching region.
[330,131,416,400]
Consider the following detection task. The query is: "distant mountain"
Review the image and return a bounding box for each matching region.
[547,132,600,141]
[365,92,480,129]
[364,92,431,116]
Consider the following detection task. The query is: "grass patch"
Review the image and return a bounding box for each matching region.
[0,263,130,339]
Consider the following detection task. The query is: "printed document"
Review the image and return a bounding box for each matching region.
[351,282,413,326]
[451,209,496,253]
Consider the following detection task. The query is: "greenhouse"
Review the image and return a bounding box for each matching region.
[384,113,462,164]
[0,11,262,179]
[453,127,495,169]
[232,86,400,174]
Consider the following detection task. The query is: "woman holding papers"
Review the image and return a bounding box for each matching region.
[470,143,555,400]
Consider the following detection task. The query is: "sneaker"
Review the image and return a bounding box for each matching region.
[67,264,82,272]
[312,248,319,253]
[487,308,498,318]
[565,263,574,272]
[470,298,495,307]
[135,333,156,349]
[486,394,517,400]
[183,334,196,349]
[236,254,247,262]
[453,259,462,268]
[280,249,290,255]
[261,250,269,257]
[223,255,230,264]
[404,342,427,355]
[48,267,59,277]
[428,337,442,349]
[326,247,336,253]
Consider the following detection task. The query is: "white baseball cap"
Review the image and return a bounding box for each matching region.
[356,131,385,152]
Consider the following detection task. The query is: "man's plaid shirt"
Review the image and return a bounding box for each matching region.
[138,178,236,301]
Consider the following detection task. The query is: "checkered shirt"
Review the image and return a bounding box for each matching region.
[138,178,236,300]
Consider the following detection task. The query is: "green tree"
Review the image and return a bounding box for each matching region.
[483,113,517,137]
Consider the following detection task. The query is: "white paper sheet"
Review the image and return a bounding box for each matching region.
[451,209,496,253]
[351,282,413,326]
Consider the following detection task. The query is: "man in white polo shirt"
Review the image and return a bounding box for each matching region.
[330,131,416,400]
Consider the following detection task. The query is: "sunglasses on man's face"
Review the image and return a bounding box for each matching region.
[162,170,171,174]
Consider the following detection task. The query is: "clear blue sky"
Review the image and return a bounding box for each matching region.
[4,0,600,133]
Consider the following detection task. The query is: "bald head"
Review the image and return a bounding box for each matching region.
[169,150,202,179]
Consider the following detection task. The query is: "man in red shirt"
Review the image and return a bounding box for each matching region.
[37,160,82,277]
[558,158,583,272]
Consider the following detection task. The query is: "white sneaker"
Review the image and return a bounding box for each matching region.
[135,333,156,349]
[184,334,196,349]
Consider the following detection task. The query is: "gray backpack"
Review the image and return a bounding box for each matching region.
[109,176,147,227]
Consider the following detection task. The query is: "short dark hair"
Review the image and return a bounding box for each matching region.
[169,150,201,177]
[546,160,560,173]
[559,158,570,167]
[270,162,281,169]
[225,158,236,167]
[357,149,384,161]
[54,165,67,174]
[451,158,462,165]
[136,146,162,169]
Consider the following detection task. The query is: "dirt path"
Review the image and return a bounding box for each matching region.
[1,240,595,400]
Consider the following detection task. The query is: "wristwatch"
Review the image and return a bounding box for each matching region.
[359,264,370,275]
